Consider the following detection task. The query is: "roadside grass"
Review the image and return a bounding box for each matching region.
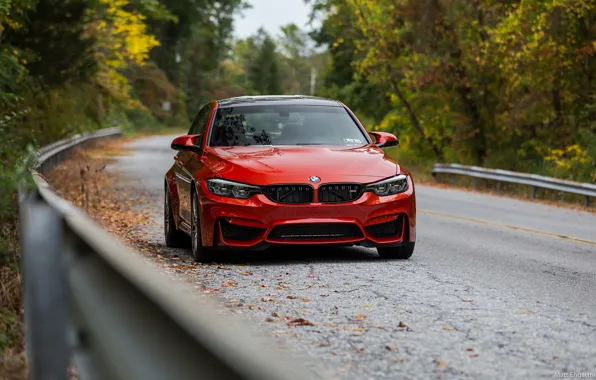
[46,140,157,249]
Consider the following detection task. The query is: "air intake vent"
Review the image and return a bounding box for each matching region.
[219,219,263,241]
[318,184,363,203]
[268,223,363,241]
[264,185,313,204]
[365,215,405,238]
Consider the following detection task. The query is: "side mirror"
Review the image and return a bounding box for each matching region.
[171,134,202,153]
[369,131,399,148]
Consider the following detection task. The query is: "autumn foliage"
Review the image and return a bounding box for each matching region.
[313,0,596,182]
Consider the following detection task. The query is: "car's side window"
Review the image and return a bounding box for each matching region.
[189,104,211,135]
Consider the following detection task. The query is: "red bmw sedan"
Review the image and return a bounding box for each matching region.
[164,96,416,261]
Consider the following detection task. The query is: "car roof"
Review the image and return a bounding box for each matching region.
[216,95,342,108]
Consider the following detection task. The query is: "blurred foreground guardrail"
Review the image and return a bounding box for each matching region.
[19,129,312,380]
[432,163,596,207]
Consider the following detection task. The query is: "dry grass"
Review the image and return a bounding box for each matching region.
[0,351,27,380]
[0,216,25,379]
[46,139,157,249]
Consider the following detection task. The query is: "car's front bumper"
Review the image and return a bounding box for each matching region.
[198,178,416,249]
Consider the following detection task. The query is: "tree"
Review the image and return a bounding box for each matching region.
[91,0,160,109]
[310,0,596,181]
[279,23,312,94]
[249,33,282,95]
[4,0,97,86]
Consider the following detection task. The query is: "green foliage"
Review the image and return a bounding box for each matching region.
[0,308,21,351]
[4,0,98,86]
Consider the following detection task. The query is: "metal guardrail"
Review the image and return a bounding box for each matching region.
[432,163,596,206]
[19,129,313,380]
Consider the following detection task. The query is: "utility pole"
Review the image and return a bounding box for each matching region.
[310,67,317,96]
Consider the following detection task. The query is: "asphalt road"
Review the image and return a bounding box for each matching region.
[111,135,596,379]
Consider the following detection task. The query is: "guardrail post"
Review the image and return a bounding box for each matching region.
[586,196,591,208]
[20,191,70,380]
[496,181,501,193]
[451,174,456,185]
[532,186,537,199]
[471,178,477,189]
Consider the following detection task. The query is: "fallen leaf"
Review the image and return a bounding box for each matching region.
[466,347,474,352]
[355,314,367,320]
[302,298,310,302]
[462,299,473,303]
[469,354,479,358]
[385,345,398,351]
[353,327,367,332]
[398,321,408,328]
[260,285,268,289]
[287,295,297,299]
[553,356,560,360]
[288,318,315,327]
[324,323,337,327]
[351,333,360,336]
[222,280,237,287]
[229,299,239,303]
[292,333,300,338]
[434,360,448,369]
[519,310,534,315]
[443,327,455,331]
[264,317,276,322]
[272,312,282,318]
[240,271,253,276]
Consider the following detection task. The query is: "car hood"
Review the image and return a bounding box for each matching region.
[204,145,400,185]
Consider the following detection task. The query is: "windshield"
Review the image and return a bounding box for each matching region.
[208,105,368,147]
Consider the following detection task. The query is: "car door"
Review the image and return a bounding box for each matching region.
[175,103,212,223]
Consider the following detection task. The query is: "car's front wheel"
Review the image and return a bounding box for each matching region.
[191,189,213,262]
[377,243,415,260]
[165,188,188,248]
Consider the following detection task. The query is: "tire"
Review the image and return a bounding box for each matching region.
[190,189,213,262]
[377,243,415,260]
[165,187,188,248]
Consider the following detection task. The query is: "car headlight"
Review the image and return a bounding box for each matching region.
[365,175,409,196]
[206,179,261,199]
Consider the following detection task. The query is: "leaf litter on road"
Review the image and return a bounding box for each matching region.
[288,318,316,327]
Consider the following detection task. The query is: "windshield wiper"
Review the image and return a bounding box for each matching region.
[296,143,324,146]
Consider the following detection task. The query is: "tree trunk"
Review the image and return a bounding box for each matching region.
[388,74,444,161]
